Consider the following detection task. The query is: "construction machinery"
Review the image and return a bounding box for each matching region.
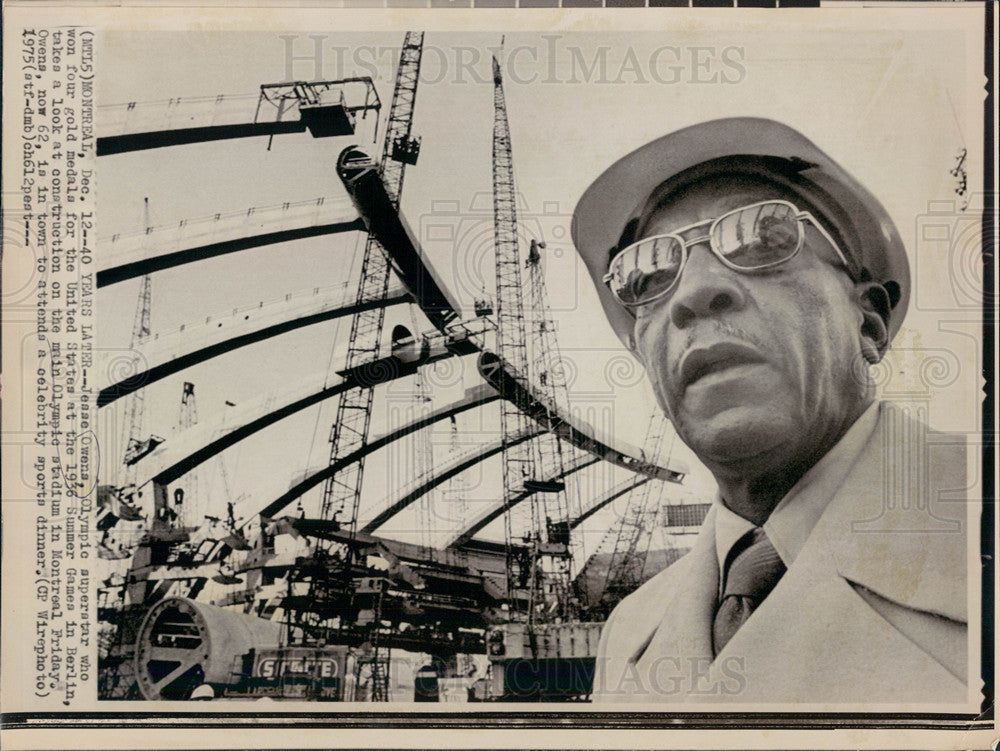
[95,34,697,704]
[481,51,599,701]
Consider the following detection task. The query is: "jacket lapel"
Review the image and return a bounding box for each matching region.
[602,403,972,705]
[629,510,718,699]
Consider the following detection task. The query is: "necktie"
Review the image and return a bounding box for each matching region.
[712,527,786,655]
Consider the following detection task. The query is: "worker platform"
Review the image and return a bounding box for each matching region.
[98,79,381,156]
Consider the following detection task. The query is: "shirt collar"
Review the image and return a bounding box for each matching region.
[713,401,882,577]
[713,502,755,576]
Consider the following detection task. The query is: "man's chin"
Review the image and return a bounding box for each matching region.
[676,407,793,465]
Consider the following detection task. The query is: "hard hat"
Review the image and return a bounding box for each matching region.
[571,118,910,348]
[189,683,215,700]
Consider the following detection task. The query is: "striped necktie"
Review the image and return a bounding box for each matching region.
[712,527,786,655]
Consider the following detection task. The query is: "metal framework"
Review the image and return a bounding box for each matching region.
[122,274,153,477]
[410,313,437,548]
[97,78,382,156]
[258,384,498,520]
[444,451,599,549]
[361,425,543,534]
[319,33,425,540]
[307,33,424,700]
[525,239,579,616]
[478,351,688,483]
[130,328,481,493]
[569,475,651,530]
[97,199,363,288]
[491,53,541,622]
[98,281,410,405]
[256,79,381,128]
[594,414,672,616]
[173,382,201,528]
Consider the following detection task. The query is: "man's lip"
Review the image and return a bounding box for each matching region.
[677,342,768,389]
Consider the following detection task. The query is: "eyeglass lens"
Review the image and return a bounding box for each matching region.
[609,201,803,305]
[713,202,800,267]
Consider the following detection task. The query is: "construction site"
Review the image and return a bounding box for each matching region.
[94,33,709,703]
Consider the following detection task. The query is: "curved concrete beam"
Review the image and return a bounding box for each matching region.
[143,372,350,488]
[337,148,462,330]
[359,424,543,533]
[130,328,482,490]
[257,383,499,519]
[569,475,651,530]
[443,451,600,549]
[568,476,707,532]
[97,78,380,155]
[97,282,410,405]
[477,352,689,482]
[97,197,361,287]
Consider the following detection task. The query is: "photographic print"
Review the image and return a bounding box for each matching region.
[1,3,993,748]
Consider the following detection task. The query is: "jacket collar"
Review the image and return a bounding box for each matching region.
[809,401,969,623]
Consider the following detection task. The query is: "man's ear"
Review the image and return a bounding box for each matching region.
[855,281,890,364]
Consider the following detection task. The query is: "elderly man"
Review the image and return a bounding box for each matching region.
[573,118,970,704]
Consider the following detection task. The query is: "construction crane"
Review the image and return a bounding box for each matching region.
[318,32,424,544]
[172,382,200,528]
[444,414,469,527]
[524,239,579,617]
[299,31,424,701]
[490,51,573,634]
[525,241,571,418]
[106,198,159,537]
[98,78,382,156]
[593,414,672,617]
[410,309,437,549]
[121,200,153,486]
[121,273,152,480]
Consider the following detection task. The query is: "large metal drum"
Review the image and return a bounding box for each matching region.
[134,596,282,700]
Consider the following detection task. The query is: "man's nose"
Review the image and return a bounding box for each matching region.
[668,244,746,329]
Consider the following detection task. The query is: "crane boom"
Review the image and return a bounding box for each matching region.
[596,414,672,616]
[122,273,152,480]
[300,31,425,701]
[491,54,538,620]
[491,54,579,632]
[525,240,579,617]
[319,32,425,537]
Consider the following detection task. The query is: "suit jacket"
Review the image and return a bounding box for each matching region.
[592,403,974,705]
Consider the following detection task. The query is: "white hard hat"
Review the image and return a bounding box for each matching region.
[189,683,215,700]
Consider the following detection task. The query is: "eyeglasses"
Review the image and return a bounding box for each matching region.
[602,200,852,308]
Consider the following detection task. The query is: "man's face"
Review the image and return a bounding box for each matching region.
[630,175,871,470]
